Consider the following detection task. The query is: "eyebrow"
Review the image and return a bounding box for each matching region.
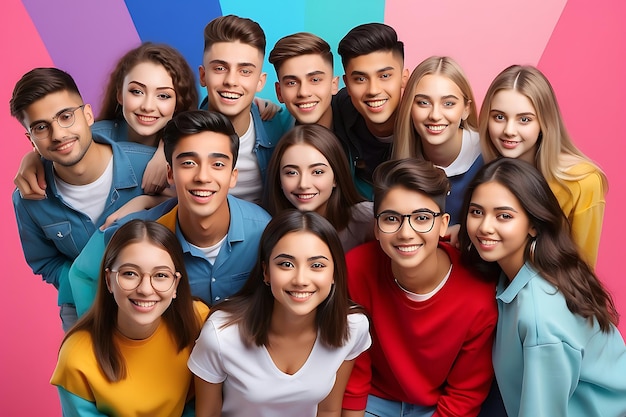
[489,108,536,117]
[469,202,519,212]
[209,59,257,68]
[175,151,231,160]
[273,254,330,262]
[282,70,326,81]
[415,93,460,100]
[281,162,329,170]
[350,66,395,77]
[128,80,175,91]
[29,107,80,129]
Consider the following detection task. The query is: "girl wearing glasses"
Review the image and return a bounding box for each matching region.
[51,219,208,417]
[342,158,497,417]
[392,56,482,248]
[479,65,607,268]
[264,124,375,252]
[14,42,198,198]
[188,210,371,416]
[459,158,625,417]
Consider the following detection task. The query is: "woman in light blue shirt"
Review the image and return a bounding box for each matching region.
[459,158,626,417]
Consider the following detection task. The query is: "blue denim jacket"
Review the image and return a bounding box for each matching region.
[12,136,153,306]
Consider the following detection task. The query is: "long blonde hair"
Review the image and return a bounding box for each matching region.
[393,56,478,159]
[478,65,607,192]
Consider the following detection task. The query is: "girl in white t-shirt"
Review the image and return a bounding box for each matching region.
[188,209,371,417]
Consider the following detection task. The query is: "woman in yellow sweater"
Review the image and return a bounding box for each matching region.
[479,65,607,267]
[51,220,208,416]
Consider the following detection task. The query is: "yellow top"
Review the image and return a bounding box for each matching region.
[548,163,606,268]
[51,300,209,417]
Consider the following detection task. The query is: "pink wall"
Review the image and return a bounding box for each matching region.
[2,0,624,415]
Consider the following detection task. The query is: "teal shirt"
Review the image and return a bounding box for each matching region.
[494,263,626,417]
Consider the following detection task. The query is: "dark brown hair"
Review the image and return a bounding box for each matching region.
[62,220,201,381]
[337,23,404,70]
[459,158,618,332]
[203,14,266,56]
[210,210,361,348]
[269,32,333,74]
[263,124,364,230]
[98,42,198,124]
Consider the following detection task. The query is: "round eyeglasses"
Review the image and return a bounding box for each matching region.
[28,105,85,140]
[109,266,180,293]
[375,209,443,234]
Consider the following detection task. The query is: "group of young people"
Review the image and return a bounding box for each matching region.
[9,12,625,417]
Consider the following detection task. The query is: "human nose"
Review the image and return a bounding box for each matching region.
[135,272,155,294]
[366,79,381,96]
[140,93,156,112]
[503,119,517,137]
[429,103,442,121]
[298,172,311,189]
[224,70,238,86]
[477,216,495,235]
[397,216,415,238]
[298,82,312,97]
[292,266,309,286]
[194,163,213,183]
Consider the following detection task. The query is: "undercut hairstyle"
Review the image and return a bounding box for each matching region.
[337,22,404,70]
[263,124,364,230]
[269,32,333,74]
[163,110,239,168]
[372,158,450,215]
[203,14,266,56]
[62,220,201,382]
[10,67,82,126]
[209,209,363,348]
[478,65,607,191]
[393,56,478,159]
[98,42,198,124]
[459,158,618,332]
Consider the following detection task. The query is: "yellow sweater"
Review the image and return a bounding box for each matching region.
[548,163,606,268]
[51,300,209,416]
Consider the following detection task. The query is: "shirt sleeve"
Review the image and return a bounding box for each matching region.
[342,344,372,411]
[346,313,372,361]
[187,319,227,384]
[69,228,108,317]
[568,172,605,268]
[57,387,106,417]
[518,342,581,417]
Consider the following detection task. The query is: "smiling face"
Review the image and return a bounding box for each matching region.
[22,90,94,168]
[167,131,237,230]
[275,54,338,128]
[199,41,266,134]
[488,89,542,164]
[411,74,469,152]
[466,181,536,279]
[264,230,334,320]
[343,50,408,136]
[106,240,180,339]
[280,144,335,215]
[375,186,449,274]
[118,61,177,147]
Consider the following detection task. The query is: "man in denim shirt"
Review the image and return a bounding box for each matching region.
[9,68,153,331]
[69,110,271,316]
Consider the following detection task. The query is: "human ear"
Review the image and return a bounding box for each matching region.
[438,213,450,238]
[275,82,284,103]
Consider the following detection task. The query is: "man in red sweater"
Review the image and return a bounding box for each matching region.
[342,158,497,417]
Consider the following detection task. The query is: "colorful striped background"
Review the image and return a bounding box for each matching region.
[2,1,624,415]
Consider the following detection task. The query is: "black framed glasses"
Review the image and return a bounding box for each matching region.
[28,105,85,140]
[109,266,180,293]
[375,209,443,234]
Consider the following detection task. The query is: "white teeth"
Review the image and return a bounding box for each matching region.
[133,300,156,307]
[137,115,157,122]
[57,141,74,151]
[297,102,317,109]
[220,92,242,99]
[427,125,446,131]
[502,139,519,145]
[288,291,313,299]
[478,238,499,246]
[296,194,316,200]
[191,190,214,197]
[366,99,387,108]
[397,245,421,252]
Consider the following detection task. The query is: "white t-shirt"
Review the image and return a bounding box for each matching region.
[54,157,113,223]
[231,116,263,203]
[188,310,371,417]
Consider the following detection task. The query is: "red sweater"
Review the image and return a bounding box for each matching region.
[343,242,497,417]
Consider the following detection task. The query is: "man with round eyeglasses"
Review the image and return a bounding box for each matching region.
[10,67,153,331]
[342,158,498,417]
